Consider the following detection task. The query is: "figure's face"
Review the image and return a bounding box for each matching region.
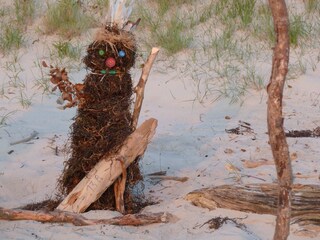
[83,41,136,75]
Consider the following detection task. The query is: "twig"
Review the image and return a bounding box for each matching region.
[148,175,188,182]
[146,171,167,176]
[10,131,39,145]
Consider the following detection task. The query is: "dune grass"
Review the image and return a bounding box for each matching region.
[0,0,36,54]
[43,0,94,38]
[52,41,82,60]
[14,0,36,27]
[137,0,193,55]
[0,26,24,54]
[0,0,319,107]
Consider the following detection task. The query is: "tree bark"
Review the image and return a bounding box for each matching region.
[267,1,292,239]
[56,118,157,213]
[186,184,320,226]
[0,207,173,226]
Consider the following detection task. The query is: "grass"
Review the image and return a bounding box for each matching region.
[32,61,51,95]
[14,0,36,27]
[155,17,192,55]
[154,0,194,16]
[137,1,193,55]
[0,111,16,128]
[0,0,36,54]
[18,90,33,108]
[0,26,24,54]
[4,57,24,88]
[44,0,94,38]
[214,0,256,28]
[52,41,82,60]
[304,0,320,14]
[289,14,310,47]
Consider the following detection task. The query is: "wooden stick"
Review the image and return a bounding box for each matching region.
[132,47,160,129]
[0,207,173,226]
[267,1,292,239]
[113,47,159,213]
[148,176,189,182]
[10,131,39,145]
[56,118,157,213]
[186,184,320,226]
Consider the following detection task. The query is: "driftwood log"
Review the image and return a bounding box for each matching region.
[57,118,157,213]
[0,207,173,226]
[186,184,320,226]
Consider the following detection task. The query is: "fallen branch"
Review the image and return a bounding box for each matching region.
[0,207,174,226]
[186,184,320,226]
[10,131,39,145]
[57,118,157,213]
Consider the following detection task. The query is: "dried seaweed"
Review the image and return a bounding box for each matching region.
[286,127,320,138]
[57,25,144,212]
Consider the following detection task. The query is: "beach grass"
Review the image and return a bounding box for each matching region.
[43,0,94,38]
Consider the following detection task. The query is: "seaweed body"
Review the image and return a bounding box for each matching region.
[59,26,142,211]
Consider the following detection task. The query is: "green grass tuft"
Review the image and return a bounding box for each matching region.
[44,0,94,38]
[289,14,310,47]
[52,41,82,60]
[14,0,36,27]
[0,26,24,54]
[155,17,192,55]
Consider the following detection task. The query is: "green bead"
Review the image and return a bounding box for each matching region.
[101,69,107,74]
[99,49,105,56]
[109,70,116,75]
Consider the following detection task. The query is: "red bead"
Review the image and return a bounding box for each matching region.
[105,57,116,68]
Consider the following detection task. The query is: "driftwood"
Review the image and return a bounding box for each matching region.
[0,207,173,226]
[113,47,160,213]
[132,47,160,129]
[148,176,189,182]
[267,1,292,239]
[57,118,157,213]
[186,184,320,226]
[10,131,39,145]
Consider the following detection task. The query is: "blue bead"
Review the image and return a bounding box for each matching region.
[119,50,126,57]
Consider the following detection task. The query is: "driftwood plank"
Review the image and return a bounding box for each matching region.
[0,207,173,226]
[186,184,320,225]
[57,118,157,213]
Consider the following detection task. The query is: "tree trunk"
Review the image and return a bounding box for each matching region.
[57,118,157,213]
[0,207,173,226]
[267,1,292,239]
[186,184,320,226]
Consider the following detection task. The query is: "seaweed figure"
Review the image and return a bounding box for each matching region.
[49,1,144,213]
